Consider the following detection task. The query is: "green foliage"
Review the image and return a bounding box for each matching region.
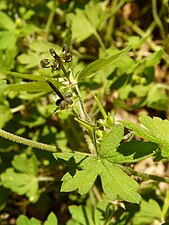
[16,212,58,225]
[122,114,169,157]
[54,125,141,204]
[0,0,169,224]
[1,153,39,202]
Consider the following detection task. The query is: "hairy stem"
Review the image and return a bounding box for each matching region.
[0,129,57,153]
[121,166,169,183]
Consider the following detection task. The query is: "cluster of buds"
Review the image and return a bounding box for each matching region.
[40,44,72,71]
[41,45,73,110]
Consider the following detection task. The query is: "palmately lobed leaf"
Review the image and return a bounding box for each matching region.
[1,168,39,200]
[60,155,100,195]
[12,153,38,176]
[54,151,141,204]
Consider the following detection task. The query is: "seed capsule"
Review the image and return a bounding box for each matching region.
[62,44,70,54]
[49,48,57,58]
[64,98,73,105]
[64,92,72,98]
[51,61,60,70]
[59,101,68,109]
[40,59,50,68]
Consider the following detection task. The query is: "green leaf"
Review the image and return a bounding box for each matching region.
[7,80,61,93]
[44,212,58,225]
[16,215,41,225]
[0,79,7,92]
[100,160,141,203]
[99,124,124,159]
[67,9,96,43]
[0,31,17,50]
[162,189,169,219]
[30,40,60,53]
[147,86,168,110]
[0,97,13,128]
[12,153,38,176]
[122,114,169,157]
[1,168,39,201]
[0,186,9,210]
[17,51,40,69]
[54,153,100,194]
[84,1,106,31]
[78,46,131,81]
[0,12,15,30]
[133,199,162,224]
[0,70,47,81]
[54,151,141,203]
[94,198,111,225]
[19,24,40,36]
[115,141,157,163]
[16,215,29,225]
[68,205,95,225]
[145,49,164,67]
[0,48,17,70]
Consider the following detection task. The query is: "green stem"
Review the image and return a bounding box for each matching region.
[152,0,166,39]
[44,0,57,39]
[74,85,93,124]
[94,31,106,52]
[125,19,169,63]
[94,95,107,120]
[121,166,169,183]
[0,129,57,153]
[105,0,126,43]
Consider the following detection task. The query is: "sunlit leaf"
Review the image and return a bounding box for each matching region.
[54,151,141,203]
[78,46,131,81]
[122,114,169,157]
[44,212,58,225]
[68,205,95,225]
[0,11,15,30]
[12,153,38,176]
[1,168,39,200]
[16,215,41,225]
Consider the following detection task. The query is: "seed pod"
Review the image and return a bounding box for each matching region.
[64,53,72,62]
[59,101,68,109]
[64,92,72,98]
[62,44,70,54]
[64,97,73,105]
[49,48,57,58]
[51,61,60,70]
[40,59,50,68]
